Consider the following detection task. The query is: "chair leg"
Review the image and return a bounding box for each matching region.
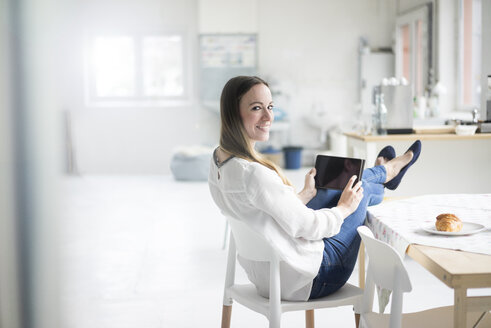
[305,309,314,328]
[222,221,230,249]
[221,305,232,328]
[354,313,360,328]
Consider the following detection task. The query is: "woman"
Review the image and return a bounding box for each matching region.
[209,76,421,301]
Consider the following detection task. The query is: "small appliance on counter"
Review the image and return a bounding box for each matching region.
[373,83,413,134]
[444,108,491,134]
[479,121,491,133]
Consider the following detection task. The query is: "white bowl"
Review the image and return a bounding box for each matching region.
[455,125,478,135]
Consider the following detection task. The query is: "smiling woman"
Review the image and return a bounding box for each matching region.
[216,76,291,186]
[238,83,274,144]
[210,75,421,309]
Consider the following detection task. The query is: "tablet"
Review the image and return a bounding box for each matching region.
[314,155,365,190]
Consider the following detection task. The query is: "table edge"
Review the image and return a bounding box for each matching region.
[407,244,491,289]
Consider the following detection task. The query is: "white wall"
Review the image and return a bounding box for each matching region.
[198,0,258,33]
[61,0,489,174]
[257,0,396,147]
[61,0,216,175]
[200,0,396,151]
[199,0,396,147]
[62,0,398,174]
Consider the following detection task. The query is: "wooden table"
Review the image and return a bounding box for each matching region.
[359,194,491,328]
[407,245,491,327]
[358,243,491,327]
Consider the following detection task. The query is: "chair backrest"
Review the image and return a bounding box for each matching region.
[357,226,412,293]
[224,215,282,320]
[226,215,278,262]
[357,226,413,328]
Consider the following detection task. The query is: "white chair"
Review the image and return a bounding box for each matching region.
[221,215,364,328]
[222,219,230,250]
[356,226,490,328]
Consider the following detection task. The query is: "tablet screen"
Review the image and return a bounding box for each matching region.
[314,155,365,190]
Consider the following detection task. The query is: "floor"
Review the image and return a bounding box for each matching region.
[59,172,464,328]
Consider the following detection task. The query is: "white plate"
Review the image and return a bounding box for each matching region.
[421,222,486,236]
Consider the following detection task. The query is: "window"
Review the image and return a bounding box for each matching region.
[85,32,188,107]
[395,4,431,98]
[458,0,482,109]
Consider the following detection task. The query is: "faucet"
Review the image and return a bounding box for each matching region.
[472,108,479,124]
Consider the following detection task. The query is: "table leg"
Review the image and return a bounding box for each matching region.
[454,288,467,328]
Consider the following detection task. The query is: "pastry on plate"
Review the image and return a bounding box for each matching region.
[435,213,463,232]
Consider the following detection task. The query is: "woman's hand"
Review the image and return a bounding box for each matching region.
[298,168,317,204]
[336,175,364,219]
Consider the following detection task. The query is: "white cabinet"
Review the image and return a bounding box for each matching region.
[345,132,491,197]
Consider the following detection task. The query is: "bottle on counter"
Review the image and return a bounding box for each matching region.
[378,93,388,135]
[372,93,380,135]
[417,96,427,119]
[372,93,387,135]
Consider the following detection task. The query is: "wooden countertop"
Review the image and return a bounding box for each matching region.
[344,132,491,141]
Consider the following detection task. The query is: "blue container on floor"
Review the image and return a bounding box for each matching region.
[283,146,303,169]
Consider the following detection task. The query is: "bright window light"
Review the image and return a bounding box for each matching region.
[142,36,184,97]
[93,36,135,97]
[459,0,481,108]
[86,32,188,107]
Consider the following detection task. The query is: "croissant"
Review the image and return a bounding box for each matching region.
[435,213,463,232]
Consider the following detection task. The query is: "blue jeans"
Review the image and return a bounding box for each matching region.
[307,165,386,299]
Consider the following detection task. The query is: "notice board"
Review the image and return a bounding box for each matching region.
[200,34,257,108]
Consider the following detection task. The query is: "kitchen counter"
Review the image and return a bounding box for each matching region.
[344,132,491,141]
[344,132,491,197]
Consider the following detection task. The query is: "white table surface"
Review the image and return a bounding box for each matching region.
[366,194,491,256]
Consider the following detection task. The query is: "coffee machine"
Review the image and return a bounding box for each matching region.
[373,83,413,134]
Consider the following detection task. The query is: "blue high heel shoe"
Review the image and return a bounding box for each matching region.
[377,145,396,161]
[384,140,422,190]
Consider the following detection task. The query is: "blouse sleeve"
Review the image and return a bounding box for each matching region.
[245,163,344,241]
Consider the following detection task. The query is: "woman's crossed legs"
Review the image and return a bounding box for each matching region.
[307,142,419,298]
[307,165,386,299]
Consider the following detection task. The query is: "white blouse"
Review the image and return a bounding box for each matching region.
[208,153,344,301]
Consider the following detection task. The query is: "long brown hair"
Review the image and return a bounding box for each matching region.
[219,76,292,186]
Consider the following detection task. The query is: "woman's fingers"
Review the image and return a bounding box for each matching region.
[306,167,316,178]
[299,167,318,204]
[337,176,364,218]
[353,180,363,192]
[344,175,357,191]
[349,180,363,201]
